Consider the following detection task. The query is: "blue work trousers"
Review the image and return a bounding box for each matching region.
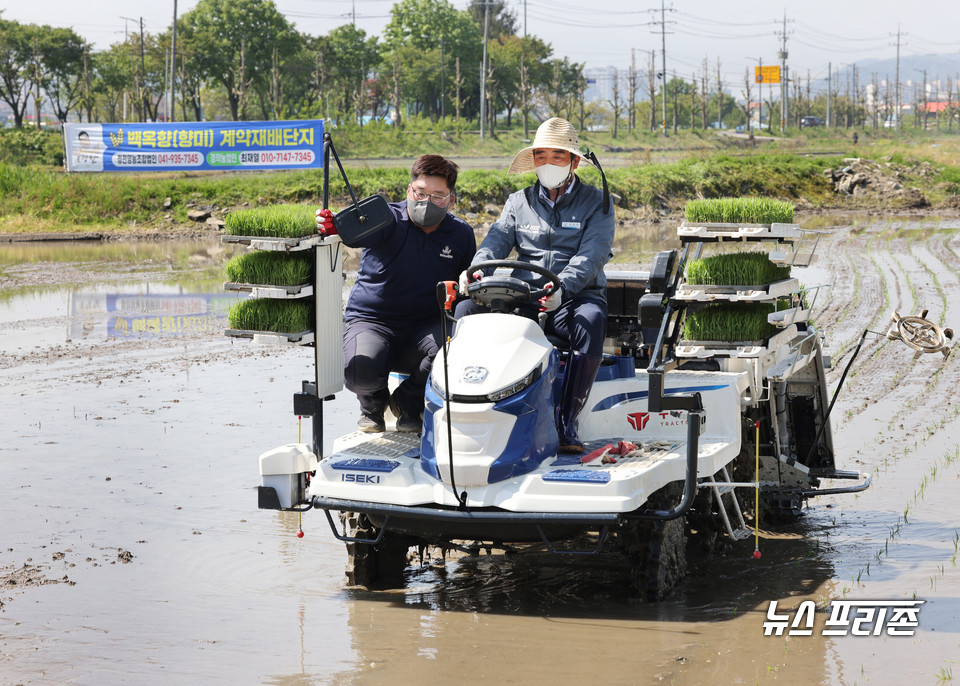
[343,317,442,417]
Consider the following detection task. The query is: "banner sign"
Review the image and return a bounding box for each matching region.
[754,66,780,84]
[63,120,325,173]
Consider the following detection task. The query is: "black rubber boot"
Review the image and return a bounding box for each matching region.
[556,352,602,453]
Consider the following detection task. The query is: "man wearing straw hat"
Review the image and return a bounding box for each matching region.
[456,117,615,453]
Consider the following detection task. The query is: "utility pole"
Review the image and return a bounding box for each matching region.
[170,0,177,122]
[164,47,169,121]
[83,43,91,122]
[827,61,831,127]
[853,64,858,129]
[892,24,905,130]
[440,35,445,120]
[32,35,41,130]
[758,57,763,132]
[121,18,130,121]
[777,10,792,130]
[523,0,527,37]
[922,68,928,130]
[648,0,674,137]
[139,17,146,121]
[479,1,490,140]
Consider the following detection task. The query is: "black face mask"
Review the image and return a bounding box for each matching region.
[408,199,447,228]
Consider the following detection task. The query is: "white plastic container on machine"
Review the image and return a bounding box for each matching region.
[259,443,318,508]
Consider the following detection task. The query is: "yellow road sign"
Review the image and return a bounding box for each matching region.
[755,66,780,84]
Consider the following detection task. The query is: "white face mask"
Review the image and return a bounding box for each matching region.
[535,162,572,190]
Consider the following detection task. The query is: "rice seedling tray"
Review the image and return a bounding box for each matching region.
[767,305,810,328]
[673,277,800,303]
[678,222,804,243]
[223,282,314,299]
[224,328,315,346]
[220,234,323,252]
[765,330,821,382]
[675,325,799,359]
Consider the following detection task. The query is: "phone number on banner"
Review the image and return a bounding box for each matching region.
[237,150,316,165]
[113,152,204,167]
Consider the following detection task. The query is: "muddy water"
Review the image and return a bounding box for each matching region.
[2,222,959,684]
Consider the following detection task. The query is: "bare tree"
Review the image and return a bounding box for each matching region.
[672,70,678,134]
[453,56,464,125]
[690,72,697,129]
[609,68,623,138]
[268,47,283,119]
[647,50,657,131]
[947,75,954,132]
[576,72,586,132]
[700,58,709,129]
[628,49,639,133]
[390,53,402,129]
[486,57,497,137]
[715,58,723,129]
[311,50,326,120]
[519,54,530,138]
[354,61,368,129]
[741,67,754,133]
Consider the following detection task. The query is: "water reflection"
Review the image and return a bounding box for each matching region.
[321,530,834,685]
[68,290,236,340]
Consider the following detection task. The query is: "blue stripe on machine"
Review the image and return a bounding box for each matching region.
[591,384,730,412]
[542,469,611,483]
[331,458,400,472]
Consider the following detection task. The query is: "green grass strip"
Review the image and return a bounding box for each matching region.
[228,299,314,333]
[686,251,791,285]
[684,197,794,224]
[224,204,317,237]
[683,303,778,341]
[225,251,313,286]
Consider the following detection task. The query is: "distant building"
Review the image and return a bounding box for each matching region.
[585,67,615,103]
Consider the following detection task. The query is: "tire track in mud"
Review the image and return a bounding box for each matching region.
[826,227,960,486]
[831,236,941,430]
[815,228,891,366]
[814,227,895,414]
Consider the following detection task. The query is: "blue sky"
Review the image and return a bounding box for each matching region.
[8,0,959,85]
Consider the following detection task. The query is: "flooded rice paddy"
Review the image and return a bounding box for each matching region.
[2,216,960,684]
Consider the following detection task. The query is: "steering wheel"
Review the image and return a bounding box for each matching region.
[465,259,562,313]
[896,315,951,355]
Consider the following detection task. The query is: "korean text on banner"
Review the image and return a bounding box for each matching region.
[63,120,325,173]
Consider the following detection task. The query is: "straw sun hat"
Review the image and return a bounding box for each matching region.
[508,117,598,174]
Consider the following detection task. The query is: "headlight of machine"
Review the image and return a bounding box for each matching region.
[431,366,542,403]
[485,367,541,401]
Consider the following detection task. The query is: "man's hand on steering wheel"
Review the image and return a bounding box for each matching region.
[463,259,563,312]
[539,283,562,312]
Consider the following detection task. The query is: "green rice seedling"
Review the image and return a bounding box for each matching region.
[224,204,317,238]
[225,251,313,286]
[228,299,314,333]
[682,303,778,341]
[684,197,795,224]
[685,251,792,286]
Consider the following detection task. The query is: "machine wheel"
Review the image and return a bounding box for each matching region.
[620,482,688,600]
[686,486,725,556]
[340,512,418,588]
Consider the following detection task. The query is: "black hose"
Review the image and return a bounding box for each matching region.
[439,306,467,509]
[804,328,869,466]
[586,151,611,214]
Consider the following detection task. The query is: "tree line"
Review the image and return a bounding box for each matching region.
[2,0,952,136]
[0,0,584,134]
